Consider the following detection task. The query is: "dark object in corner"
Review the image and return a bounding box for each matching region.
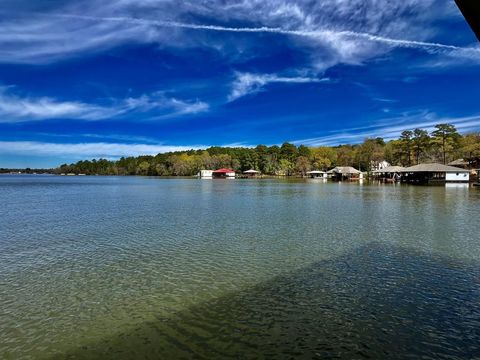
[455,0,480,41]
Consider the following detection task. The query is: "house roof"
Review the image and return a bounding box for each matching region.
[448,159,469,166]
[213,168,235,173]
[402,163,469,173]
[306,170,326,174]
[373,166,405,173]
[244,169,259,173]
[328,166,362,174]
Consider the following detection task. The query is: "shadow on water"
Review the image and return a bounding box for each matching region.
[53,243,480,360]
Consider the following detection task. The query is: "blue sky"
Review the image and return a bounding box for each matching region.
[0,0,479,167]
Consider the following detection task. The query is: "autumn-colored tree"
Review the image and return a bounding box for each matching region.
[295,156,311,176]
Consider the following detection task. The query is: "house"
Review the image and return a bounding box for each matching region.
[306,170,327,179]
[327,166,363,181]
[448,159,470,169]
[212,168,235,179]
[198,170,213,178]
[370,160,390,172]
[401,163,469,184]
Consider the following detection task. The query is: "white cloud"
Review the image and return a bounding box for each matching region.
[292,113,480,146]
[0,87,208,122]
[0,140,257,160]
[228,72,330,101]
[0,0,477,66]
[0,141,206,158]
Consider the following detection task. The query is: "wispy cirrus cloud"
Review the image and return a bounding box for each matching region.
[0,140,256,160]
[58,14,480,56]
[0,87,208,122]
[292,113,480,146]
[0,0,477,67]
[0,141,205,158]
[228,72,330,101]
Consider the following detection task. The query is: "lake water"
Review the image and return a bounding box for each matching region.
[1,175,479,359]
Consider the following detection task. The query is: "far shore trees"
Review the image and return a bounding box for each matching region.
[57,123,479,176]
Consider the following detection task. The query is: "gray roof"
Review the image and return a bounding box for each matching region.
[402,163,469,173]
[328,166,362,174]
[448,159,469,166]
[373,166,405,173]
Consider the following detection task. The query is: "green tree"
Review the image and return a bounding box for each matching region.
[310,147,337,170]
[297,145,311,158]
[431,123,460,164]
[355,138,385,171]
[335,145,356,167]
[278,159,294,176]
[399,130,413,166]
[137,161,151,175]
[412,129,430,165]
[460,133,480,165]
[280,142,298,161]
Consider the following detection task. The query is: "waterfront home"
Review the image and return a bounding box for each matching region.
[448,159,470,169]
[370,160,390,172]
[244,169,260,178]
[401,163,469,184]
[372,166,405,182]
[327,166,363,181]
[198,170,214,178]
[306,170,327,179]
[213,168,236,179]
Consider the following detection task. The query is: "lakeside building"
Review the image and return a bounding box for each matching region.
[244,169,260,178]
[370,160,390,172]
[212,168,236,179]
[401,163,469,184]
[198,170,214,178]
[372,166,405,182]
[448,159,470,169]
[327,167,363,181]
[306,170,327,179]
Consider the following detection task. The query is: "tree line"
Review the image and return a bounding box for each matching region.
[57,124,480,176]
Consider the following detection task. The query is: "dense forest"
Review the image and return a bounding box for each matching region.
[57,124,480,176]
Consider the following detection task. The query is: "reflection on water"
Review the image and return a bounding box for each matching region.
[0,176,479,359]
[62,244,480,359]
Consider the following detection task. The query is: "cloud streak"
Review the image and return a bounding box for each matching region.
[0,141,206,158]
[55,13,480,57]
[0,87,208,122]
[1,0,478,65]
[228,72,330,101]
[292,113,480,146]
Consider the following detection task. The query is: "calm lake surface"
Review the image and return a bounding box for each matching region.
[1,175,480,359]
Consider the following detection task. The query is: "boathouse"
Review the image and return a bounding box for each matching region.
[401,163,469,184]
[306,170,327,179]
[327,166,363,181]
[372,166,405,182]
[243,169,260,178]
[213,168,235,179]
[198,170,214,178]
